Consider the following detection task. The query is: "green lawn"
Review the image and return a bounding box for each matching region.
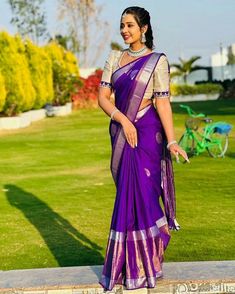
[0,99,234,270]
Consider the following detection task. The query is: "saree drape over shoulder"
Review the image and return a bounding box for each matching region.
[99,52,180,291]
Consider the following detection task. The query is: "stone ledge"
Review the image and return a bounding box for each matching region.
[170,93,219,102]
[0,103,72,130]
[0,261,234,293]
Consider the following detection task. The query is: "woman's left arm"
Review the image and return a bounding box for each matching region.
[156,98,189,162]
[155,98,175,144]
[153,55,189,162]
[155,99,185,159]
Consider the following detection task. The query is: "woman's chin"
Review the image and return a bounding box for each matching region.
[123,39,132,45]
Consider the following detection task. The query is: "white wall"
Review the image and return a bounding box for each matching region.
[211,48,228,67]
[79,68,97,78]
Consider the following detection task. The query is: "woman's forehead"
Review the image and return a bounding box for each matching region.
[121,13,136,24]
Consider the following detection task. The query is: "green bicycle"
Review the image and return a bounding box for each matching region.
[178,104,232,158]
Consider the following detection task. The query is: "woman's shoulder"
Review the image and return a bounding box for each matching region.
[152,51,168,62]
[151,52,170,75]
[152,52,169,70]
[105,49,123,66]
[107,49,123,58]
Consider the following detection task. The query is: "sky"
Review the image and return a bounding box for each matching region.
[0,0,235,67]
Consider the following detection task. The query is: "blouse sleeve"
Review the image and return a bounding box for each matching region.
[99,50,115,89]
[153,54,171,98]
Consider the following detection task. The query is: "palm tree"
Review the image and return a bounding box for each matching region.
[111,42,123,51]
[171,56,202,84]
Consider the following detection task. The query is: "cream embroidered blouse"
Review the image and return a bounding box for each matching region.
[99,49,171,99]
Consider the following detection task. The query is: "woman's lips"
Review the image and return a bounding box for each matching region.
[123,35,130,40]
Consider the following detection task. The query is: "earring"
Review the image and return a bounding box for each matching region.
[141,32,146,43]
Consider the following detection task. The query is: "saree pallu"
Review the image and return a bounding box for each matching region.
[99,53,178,291]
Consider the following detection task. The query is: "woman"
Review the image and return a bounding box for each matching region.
[98,6,189,291]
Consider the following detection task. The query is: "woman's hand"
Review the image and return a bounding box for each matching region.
[169,143,190,163]
[121,119,138,148]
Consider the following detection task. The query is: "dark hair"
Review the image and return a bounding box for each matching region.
[121,6,154,50]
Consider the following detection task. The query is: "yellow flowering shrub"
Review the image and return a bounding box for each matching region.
[0,72,7,112]
[25,39,54,109]
[44,42,80,105]
[0,32,80,115]
[64,51,79,76]
[0,32,36,116]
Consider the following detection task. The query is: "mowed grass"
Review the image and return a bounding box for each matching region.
[0,99,234,270]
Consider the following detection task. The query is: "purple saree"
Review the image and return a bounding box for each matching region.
[99,52,179,291]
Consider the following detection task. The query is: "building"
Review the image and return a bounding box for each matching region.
[211,47,228,67]
[211,43,235,67]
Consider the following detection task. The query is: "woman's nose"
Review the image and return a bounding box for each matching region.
[121,26,128,34]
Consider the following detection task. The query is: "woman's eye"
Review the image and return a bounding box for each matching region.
[120,24,134,29]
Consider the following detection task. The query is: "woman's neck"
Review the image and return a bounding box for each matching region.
[129,42,146,51]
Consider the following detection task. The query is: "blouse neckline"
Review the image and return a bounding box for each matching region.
[117,49,154,69]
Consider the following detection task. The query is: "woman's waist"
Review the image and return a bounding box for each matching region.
[110,102,160,128]
[138,99,153,111]
[135,103,160,123]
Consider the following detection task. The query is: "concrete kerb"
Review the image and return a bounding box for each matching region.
[0,261,235,294]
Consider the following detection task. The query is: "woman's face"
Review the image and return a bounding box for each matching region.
[120,13,145,45]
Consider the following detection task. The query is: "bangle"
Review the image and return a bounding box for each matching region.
[167,140,178,149]
[110,108,120,120]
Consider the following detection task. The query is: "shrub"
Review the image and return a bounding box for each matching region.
[0,32,36,116]
[24,39,54,109]
[196,79,235,99]
[72,69,102,109]
[0,72,7,112]
[170,83,224,96]
[44,42,80,106]
[218,79,235,99]
[64,51,80,76]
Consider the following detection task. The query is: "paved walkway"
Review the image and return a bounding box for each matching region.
[0,261,235,293]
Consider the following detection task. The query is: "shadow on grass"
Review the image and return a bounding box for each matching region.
[226,151,235,158]
[172,99,235,116]
[5,184,104,267]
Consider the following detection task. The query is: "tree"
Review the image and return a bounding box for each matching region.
[58,0,110,67]
[171,56,202,84]
[8,0,48,44]
[111,42,123,51]
[227,51,235,65]
[49,34,70,50]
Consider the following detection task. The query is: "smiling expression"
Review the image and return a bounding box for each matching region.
[120,13,147,45]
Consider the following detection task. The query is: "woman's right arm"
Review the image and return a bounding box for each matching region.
[98,50,128,124]
[98,87,128,125]
[98,50,138,148]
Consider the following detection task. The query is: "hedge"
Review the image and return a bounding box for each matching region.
[72,69,101,109]
[0,32,80,116]
[25,39,54,109]
[0,72,6,112]
[0,32,36,116]
[170,83,224,96]
[44,42,80,106]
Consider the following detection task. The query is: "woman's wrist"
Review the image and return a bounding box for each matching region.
[117,111,129,125]
[110,107,128,125]
[110,107,120,120]
[167,140,178,150]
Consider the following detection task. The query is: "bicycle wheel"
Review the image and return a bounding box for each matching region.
[178,132,195,157]
[206,132,228,158]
